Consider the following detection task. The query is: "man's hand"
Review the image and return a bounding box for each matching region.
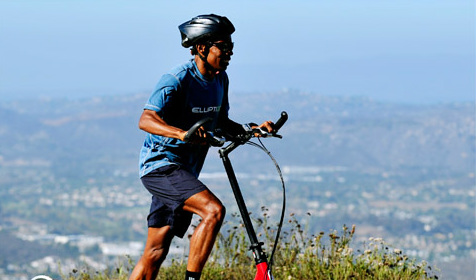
[251,121,275,137]
[257,121,274,133]
[182,126,208,145]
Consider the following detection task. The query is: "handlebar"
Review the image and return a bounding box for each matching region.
[274,111,288,131]
[252,111,289,138]
[184,111,288,147]
[183,117,213,143]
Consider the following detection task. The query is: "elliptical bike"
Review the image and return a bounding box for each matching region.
[184,111,288,280]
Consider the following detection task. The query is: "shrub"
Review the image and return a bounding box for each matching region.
[62,210,438,280]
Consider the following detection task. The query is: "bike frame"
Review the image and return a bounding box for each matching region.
[219,141,273,280]
[185,111,287,280]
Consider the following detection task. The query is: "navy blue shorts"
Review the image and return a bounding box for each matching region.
[141,164,208,238]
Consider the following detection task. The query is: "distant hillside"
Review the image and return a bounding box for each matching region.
[229,90,475,173]
[0,230,75,265]
[0,91,474,177]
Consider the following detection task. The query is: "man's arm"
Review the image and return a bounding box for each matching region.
[138,109,188,141]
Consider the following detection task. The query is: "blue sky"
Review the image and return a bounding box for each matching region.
[1,0,474,104]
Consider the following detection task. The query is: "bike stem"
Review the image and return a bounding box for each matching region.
[219,143,272,278]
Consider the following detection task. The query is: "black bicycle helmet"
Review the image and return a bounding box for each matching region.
[179,14,235,48]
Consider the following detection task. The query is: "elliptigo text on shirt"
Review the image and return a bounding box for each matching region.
[191,106,221,113]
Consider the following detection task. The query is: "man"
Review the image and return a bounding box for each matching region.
[129,14,274,280]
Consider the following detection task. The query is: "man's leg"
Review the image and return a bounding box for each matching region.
[182,189,226,273]
[129,226,174,280]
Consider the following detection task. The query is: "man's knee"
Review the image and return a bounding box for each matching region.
[141,227,173,265]
[143,245,170,264]
[205,203,226,225]
[184,190,226,224]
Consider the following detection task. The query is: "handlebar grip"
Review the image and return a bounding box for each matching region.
[183,117,212,143]
[273,111,288,132]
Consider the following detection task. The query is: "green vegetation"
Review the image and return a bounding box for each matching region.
[60,212,438,280]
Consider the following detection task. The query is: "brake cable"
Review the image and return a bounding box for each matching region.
[245,137,286,274]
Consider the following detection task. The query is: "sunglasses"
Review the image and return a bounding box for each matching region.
[211,41,234,53]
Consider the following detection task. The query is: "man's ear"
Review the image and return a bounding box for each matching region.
[195,44,207,56]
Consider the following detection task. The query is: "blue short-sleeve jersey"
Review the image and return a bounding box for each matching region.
[139,59,230,178]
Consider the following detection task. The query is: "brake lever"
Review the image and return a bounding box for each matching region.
[251,128,282,138]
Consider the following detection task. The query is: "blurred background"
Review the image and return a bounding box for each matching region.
[0,1,474,279]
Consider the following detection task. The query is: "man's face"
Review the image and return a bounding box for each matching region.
[207,39,234,71]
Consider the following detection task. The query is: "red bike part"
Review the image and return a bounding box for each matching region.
[255,262,273,280]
